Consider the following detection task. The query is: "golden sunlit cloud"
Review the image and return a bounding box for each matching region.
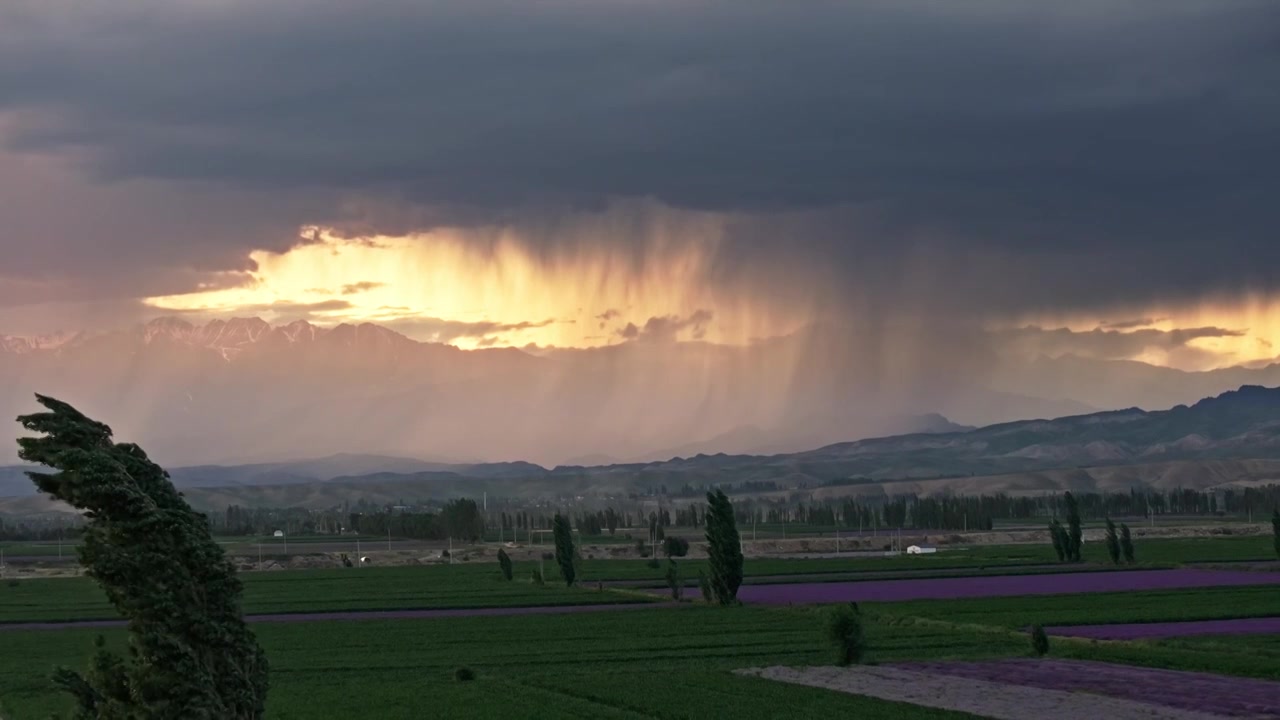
[1003,293,1280,371]
[143,219,814,349]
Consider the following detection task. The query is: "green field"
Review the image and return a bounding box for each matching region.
[0,565,652,623]
[0,607,984,720]
[4,588,1280,719]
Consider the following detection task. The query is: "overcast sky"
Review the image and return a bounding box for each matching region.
[2,1,1278,367]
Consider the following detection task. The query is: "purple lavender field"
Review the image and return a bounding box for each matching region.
[897,659,1280,717]
[1050,616,1280,640]
[736,568,1280,604]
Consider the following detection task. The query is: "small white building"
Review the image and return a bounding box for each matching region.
[272,530,284,538]
[906,544,937,554]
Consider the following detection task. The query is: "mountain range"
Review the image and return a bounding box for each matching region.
[5,384,1280,514]
[5,317,1280,468]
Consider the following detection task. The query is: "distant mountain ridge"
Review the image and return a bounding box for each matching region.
[6,385,1280,514]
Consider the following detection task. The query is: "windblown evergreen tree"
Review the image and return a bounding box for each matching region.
[1119,523,1135,563]
[1104,518,1120,564]
[704,489,743,605]
[16,394,269,719]
[552,513,575,586]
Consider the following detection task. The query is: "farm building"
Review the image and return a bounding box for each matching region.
[906,544,937,554]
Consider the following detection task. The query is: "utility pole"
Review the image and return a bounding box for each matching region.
[257,543,262,566]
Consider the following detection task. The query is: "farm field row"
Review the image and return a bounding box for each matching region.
[0,567,652,623]
[4,552,1277,623]
[3,529,1271,565]
[3,591,1279,719]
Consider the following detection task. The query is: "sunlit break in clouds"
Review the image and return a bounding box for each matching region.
[142,215,815,350]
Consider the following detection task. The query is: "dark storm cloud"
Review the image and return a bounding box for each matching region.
[0,0,1278,313]
[1101,318,1164,330]
[340,282,385,295]
[617,310,713,343]
[996,324,1246,361]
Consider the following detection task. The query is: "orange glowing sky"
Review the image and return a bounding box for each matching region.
[1007,294,1280,371]
[143,225,813,350]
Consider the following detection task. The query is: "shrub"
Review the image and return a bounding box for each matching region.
[698,570,712,602]
[1104,518,1120,564]
[1048,520,1067,562]
[1030,625,1050,656]
[646,557,660,569]
[635,539,650,558]
[826,603,865,666]
[530,568,544,585]
[1120,523,1135,563]
[340,553,353,568]
[662,536,690,558]
[497,548,513,581]
[454,666,476,682]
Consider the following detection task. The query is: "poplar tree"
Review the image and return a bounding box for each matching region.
[17,394,269,719]
[1064,492,1083,562]
[1270,509,1279,559]
[704,489,743,604]
[552,513,575,586]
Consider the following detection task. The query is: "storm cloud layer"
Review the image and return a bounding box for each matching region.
[1,1,1279,349]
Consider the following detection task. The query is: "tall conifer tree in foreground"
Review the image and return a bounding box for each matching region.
[704,489,743,605]
[17,394,269,719]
